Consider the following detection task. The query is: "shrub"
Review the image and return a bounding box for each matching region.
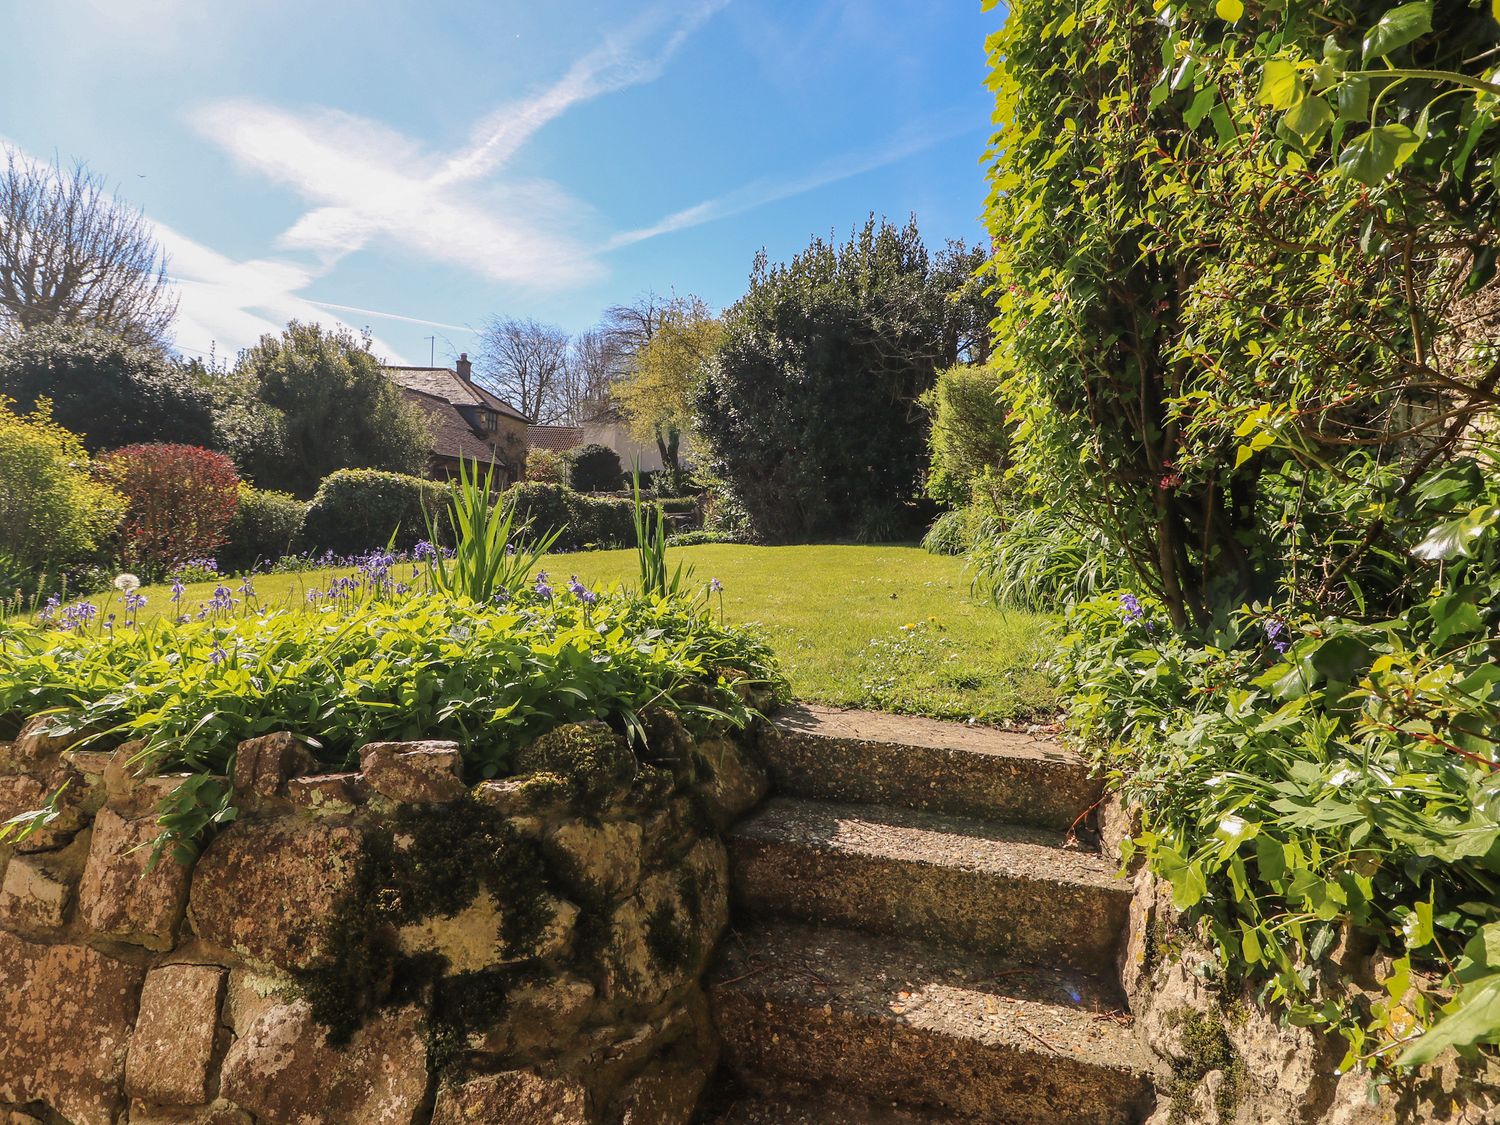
[0,399,124,572]
[665,530,740,548]
[219,484,306,573]
[565,443,623,492]
[96,444,239,579]
[1058,457,1500,1069]
[524,447,569,486]
[0,324,216,452]
[504,481,636,552]
[921,363,1008,509]
[302,469,448,555]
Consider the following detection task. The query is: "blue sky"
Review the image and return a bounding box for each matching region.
[3,1,996,366]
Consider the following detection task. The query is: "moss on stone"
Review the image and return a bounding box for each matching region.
[293,798,556,1043]
[1164,1007,1245,1124]
[513,721,637,804]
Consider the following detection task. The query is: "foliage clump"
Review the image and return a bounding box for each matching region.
[96,443,240,579]
[0,397,123,572]
[301,468,448,554]
[563,442,624,493]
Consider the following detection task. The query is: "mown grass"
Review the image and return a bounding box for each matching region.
[117,544,1059,725]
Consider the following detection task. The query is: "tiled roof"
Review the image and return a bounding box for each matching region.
[528,425,585,453]
[384,366,530,423]
[398,387,511,463]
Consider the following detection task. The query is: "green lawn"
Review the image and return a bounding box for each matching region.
[119,545,1058,725]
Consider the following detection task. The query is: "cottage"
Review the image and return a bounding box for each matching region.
[384,353,530,486]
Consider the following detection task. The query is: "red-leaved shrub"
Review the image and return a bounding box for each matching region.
[97,444,240,577]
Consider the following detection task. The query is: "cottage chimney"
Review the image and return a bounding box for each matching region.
[456,352,472,381]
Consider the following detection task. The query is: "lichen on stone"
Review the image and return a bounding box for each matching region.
[512,721,637,804]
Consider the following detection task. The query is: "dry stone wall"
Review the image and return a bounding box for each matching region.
[0,707,771,1125]
[1104,799,1500,1125]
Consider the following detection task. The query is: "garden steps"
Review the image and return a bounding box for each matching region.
[767,703,1100,831]
[703,705,1154,1123]
[708,924,1153,1125]
[727,797,1129,972]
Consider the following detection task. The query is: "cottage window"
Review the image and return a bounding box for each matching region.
[484,411,497,432]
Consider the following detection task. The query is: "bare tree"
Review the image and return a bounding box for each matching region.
[600,291,670,361]
[0,149,178,350]
[476,315,572,425]
[562,328,624,424]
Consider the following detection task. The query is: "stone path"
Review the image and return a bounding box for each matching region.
[701,704,1155,1123]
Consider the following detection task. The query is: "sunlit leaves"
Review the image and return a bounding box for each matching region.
[1361,2,1433,60]
[1337,123,1422,186]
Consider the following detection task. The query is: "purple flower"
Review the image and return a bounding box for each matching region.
[210,643,228,665]
[239,577,256,598]
[170,580,185,603]
[1264,618,1289,654]
[710,577,723,593]
[412,540,437,561]
[534,571,553,600]
[124,592,147,612]
[1119,593,1144,622]
[567,576,597,605]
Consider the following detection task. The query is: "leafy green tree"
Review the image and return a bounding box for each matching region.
[0,324,215,451]
[612,296,722,479]
[982,0,1498,627]
[0,398,123,570]
[231,322,430,497]
[695,218,979,542]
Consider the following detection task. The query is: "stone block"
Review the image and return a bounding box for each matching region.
[0,847,77,928]
[601,839,728,1009]
[286,771,366,816]
[616,1052,714,1125]
[189,818,364,970]
[431,1070,588,1125]
[695,736,769,829]
[0,767,98,853]
[127,1103,253,1125]
[126,964,227,1106]
[78,807,191,949]
[467,973,597,1057]
[219,1000,428,1125]
[4,714,88,771]
[546,817,644,902]
[397,889,578,972]
[231,732,315,810]
[0,930,146,1125]
[359,740,466,803]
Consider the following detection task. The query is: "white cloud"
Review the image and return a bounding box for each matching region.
[605,109,977,249]
[188,1,730,291]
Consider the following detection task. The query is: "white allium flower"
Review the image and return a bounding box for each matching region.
[114,574,141,593]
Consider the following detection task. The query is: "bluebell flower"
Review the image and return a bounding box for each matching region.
[534,571,553,600]
[567,576,597,605]
[1119,593,1144,622]
[412,540,437,561]
[170,580,185,603]
[210,643,228,665]
[710,577,724,593]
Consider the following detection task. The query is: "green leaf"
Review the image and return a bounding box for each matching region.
[1362,2,1433,60]
[1215,0,1245,21]
[1336,76,1370,124]
[1259,60,1304,111]
[1285,94,1334,144]
[1412,506,1500,561]
[1397,976,1500,1065]
[1338,124,1421,186]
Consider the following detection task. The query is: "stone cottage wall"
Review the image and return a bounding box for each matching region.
[1103,800,1500,1125]
[0,708,770,1125]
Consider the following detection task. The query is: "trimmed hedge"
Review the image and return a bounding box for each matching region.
[504,482,636,552]
[302,469,448,554]
[220,484,306,572]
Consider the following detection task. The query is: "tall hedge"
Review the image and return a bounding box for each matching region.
[695,219,985,543]
[219,484,306,572]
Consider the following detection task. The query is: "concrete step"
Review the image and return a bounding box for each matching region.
[728,798,1130,971]
[767,705,1099,831]
[710,924,1154,1125]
